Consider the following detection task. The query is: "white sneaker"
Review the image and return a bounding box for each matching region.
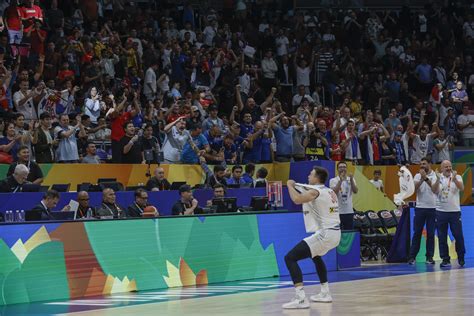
[310,292,332,303]
[282,296,310,309]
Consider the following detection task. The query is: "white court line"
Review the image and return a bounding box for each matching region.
[334,293,474,300]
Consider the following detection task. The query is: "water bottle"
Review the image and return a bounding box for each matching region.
[376,247,382,262]
[86,208,93,219]
[19,210,25,222]
[15,210,20,222]
[5,210,12,223]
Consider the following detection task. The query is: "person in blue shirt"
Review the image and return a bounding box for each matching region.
[241,163,255,184]
[181,123,211,164]
[223,134,238,164]
[226,165,246,185]
[271,113,304,162]
[203,124,224,164]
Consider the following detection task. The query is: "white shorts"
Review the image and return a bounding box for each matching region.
[304,229,341,258]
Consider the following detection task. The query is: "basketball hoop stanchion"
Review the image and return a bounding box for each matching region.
[267,181,283,210]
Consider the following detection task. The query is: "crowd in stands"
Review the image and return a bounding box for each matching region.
[0,0,473,172]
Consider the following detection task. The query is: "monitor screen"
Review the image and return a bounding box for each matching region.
[212,198,238,213]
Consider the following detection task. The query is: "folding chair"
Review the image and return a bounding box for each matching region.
[366,211,391,259]
[353,212,378,261]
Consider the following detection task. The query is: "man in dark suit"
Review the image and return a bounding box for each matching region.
[29,190,61,220]
[0,164,29,193]
[127,188,149,217]
[32,112,56,163]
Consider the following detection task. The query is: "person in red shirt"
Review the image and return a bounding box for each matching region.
[19,0,43,33]
[107,93,139,163]
[57,61,75,82]
[27,21,47,56]
[4,1,23,44]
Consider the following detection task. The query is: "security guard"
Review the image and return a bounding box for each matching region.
[434,160,465,268]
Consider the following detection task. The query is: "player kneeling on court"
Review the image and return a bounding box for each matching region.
[282,166,341,309]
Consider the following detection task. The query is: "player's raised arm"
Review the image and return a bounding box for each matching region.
[287,180,319,205]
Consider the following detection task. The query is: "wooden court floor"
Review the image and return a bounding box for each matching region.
[58,267,474,316]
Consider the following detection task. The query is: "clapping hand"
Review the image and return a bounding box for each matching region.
[287,179,296,187]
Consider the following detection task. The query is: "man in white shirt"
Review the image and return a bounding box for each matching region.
[457,104,474,147]
[13,80,38,121]
[408,158,437,265]
[283,166,340,309]
[143,62,158,101]
[261,50,278,92]
[292,85,314,107]
[434,160,465,268]
[369,169,384,192]
[410,122,438,164]
[179,22,196,43]
[275,30,289,57]
[329,161,358,230]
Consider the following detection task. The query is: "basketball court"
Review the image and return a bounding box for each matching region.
[4,260,472,316]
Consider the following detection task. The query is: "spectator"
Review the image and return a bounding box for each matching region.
[409,122,439,164]
[54,114,86,162]
[81,142,101,164]
[145,167,171,191]
[226,165,245,186]
[143,61,158,101]
[433,129,454,163]
[242,163,255,184]
[202,163,228,188]
[0,122,21,163]
[0,164,29,193]
[254,167,268,187]
[172,184,200,216]
[181,123,210,164]
[127,188,149,218]
[120,121,142,164]
[451,81,469,112]
[76,191,95,219]
[96,188,126,219]
[162,116,188,163]
[457,105,474,147]
[84,87,103,125]
[369,170,384,192]
[32,112,55,163]
[7,145,43,184]
[202,105,225,132]
[141,123,161,163]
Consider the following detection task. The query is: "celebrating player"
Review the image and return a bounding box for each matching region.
[282,166,341,309]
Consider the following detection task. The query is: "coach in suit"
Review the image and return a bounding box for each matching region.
[127,188,150,217]
[29,190,61,220]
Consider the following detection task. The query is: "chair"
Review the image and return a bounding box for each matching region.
[51,184,71,192]
[353,212,378,261]
[100,182,124,192]
[391,209,403,224]
[126,185,145,191]
[98,178,117,183]
[366,211,391,258]
[378,210,398,237]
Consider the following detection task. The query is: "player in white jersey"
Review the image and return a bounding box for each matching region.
[282,166,341,309]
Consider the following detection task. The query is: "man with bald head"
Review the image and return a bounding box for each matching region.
[145,167,171,191]
[0,164,30,192]
[434,160,465,268]
[96,188,126,219]
[76,191,96,219]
